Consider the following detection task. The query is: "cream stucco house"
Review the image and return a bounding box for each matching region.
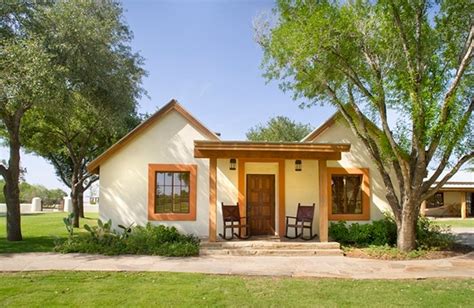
[87,99,473,242]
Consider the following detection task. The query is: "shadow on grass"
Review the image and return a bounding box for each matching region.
[0,235,64,253]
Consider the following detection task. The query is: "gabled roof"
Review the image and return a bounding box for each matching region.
[87,99,220,174]
[301,108,383,142]
[301,112,339,142]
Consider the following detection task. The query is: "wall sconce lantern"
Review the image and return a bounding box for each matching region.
[229,158,236,170]
[295,160,302,172]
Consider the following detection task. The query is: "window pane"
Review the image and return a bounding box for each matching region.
[427,192,443,208]
[155,171,191,214]
[332,174,363,215]
[157,172,166,186]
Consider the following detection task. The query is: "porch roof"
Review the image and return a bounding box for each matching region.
[194,140,351,160]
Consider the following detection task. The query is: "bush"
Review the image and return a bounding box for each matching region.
[55,220,200,257]
[416,216,454,250]
[329,215,454,250]
[329,216,397,246]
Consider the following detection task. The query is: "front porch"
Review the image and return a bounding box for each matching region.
[200,237,343,256]
[194,140,351,242]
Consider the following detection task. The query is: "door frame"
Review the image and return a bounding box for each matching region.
[246,174,276,235]
[237,158,285,236]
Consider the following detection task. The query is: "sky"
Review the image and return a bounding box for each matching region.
[0,0,336,191]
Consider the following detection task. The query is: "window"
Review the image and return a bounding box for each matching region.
[155,172,190,214]
[148,164,197,221]
[427,192,444,208]
[328,168,370,220]
[331,174,363,215]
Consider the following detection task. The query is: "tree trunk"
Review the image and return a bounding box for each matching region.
[77,188,84,218]
[71,169,80,228]
[4,176,22,241]
[396,201,419,252]
[2,118,23,241]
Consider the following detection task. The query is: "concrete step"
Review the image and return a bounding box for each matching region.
[200,248,343,257]
[201,241,340,250]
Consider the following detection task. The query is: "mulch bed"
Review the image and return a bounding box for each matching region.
[343,243,473,260]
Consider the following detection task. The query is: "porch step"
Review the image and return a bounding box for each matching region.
[199,241,343,256]
[200,248,343,257]
[201,241,340,250]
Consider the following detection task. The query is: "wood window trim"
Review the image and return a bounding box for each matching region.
[148,164,197,221]
[327,167,370,221]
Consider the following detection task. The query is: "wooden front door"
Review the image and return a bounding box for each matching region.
[246,174,276,235]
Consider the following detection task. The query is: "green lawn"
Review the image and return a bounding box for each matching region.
[0,272,472,307]
[431,219,474,228]
[0,212,98,253]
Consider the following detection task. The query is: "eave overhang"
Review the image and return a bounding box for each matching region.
[194,141,351,160]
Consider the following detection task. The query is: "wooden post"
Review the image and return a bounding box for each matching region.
[319,160,328,242]
[461,192,467,219]
[420,200,426,217]
[209,158,217,241]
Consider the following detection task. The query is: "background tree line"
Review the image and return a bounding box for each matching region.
[0,179,66,205]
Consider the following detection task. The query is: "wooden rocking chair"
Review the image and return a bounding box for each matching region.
[285,203,317,240]
[218,202,251,240]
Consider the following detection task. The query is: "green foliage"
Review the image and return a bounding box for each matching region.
[416,216,455,250]
[0,212,98,253]
[63,213,75,238]
[55,222,200,257]
[0,179,66,204]
[330,216,454,249]
[246,116,313,142]
[83,219,113,240]
[329,218,397,247]
[257,0,474,252]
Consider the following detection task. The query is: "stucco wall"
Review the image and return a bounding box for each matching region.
[285,159,319,234]
[215,160,320,236]
[99,110,211,236]
[443,191,463,206]
[312,119,392,222]
[216,159,238,236]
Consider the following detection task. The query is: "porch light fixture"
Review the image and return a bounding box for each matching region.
[295,160,302,172]
[229,158,236,170]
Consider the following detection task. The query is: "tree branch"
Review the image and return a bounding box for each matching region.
[325,83,402,216]
[48,155,71,188]
[422,98,474,191]
[426,26,474,162]
[421,151,474,200]
[0,163,7,179]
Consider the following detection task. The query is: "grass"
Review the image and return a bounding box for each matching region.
[431,219,474,228]
[0,272,472,307]
[0,212,98,253]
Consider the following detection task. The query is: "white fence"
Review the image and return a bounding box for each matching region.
[0,199,99,214]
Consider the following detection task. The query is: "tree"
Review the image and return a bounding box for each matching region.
[22,1,146,227]
[257,0,473,251]
[1,2,59,240]
[246,116,312,142]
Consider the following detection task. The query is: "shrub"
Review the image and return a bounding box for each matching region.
[329,215,454,250]
[329,216,397,246]
[416,216,454,250]
[55,220,200,257]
